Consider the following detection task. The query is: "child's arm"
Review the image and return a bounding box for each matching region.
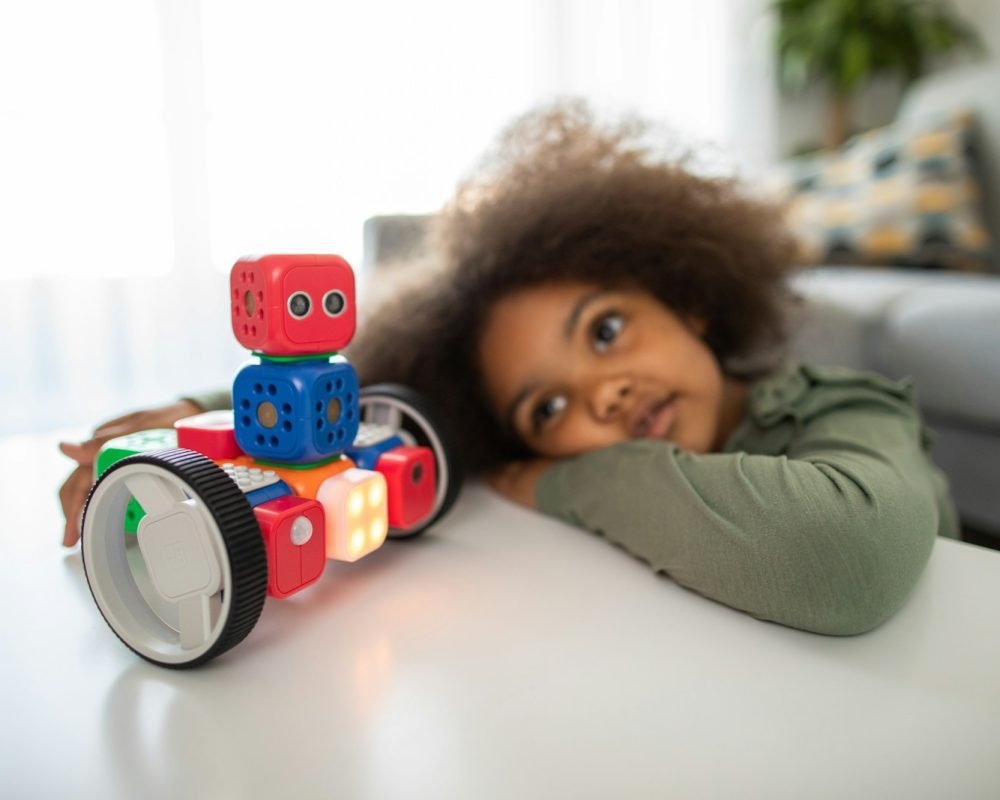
[530,366,958,636]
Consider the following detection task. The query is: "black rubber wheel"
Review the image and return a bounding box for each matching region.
[81,448,268,668]
[359,383,464,538]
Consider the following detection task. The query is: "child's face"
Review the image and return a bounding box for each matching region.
[478,282,730,459]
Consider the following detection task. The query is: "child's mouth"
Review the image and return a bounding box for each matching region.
[633,395,677,439]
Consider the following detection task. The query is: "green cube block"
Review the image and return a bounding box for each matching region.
[122,498,144,534]
[95,429,179,533]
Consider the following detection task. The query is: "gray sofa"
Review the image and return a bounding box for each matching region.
[789,64,1000,542]
[362,65,1000,544]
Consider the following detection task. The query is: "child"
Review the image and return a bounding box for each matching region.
[60,101,958,636]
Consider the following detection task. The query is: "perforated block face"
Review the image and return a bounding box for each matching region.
[309,359,360,457]
[230,255,356,356]
[233,358,360,464]
[231,260,268,352]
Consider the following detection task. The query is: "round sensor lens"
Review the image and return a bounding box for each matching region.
[323,290,346,317]
[326,398,342,425]
[288,292,311,319]
[257,401,278,428]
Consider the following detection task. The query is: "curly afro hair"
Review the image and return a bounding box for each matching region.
[349,100,800,475]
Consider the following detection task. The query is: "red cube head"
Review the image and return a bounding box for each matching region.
[230,254,356,356]
[377,445,436,530]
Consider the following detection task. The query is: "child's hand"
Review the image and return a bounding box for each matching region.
[57,399,202,548]
[486,458,554,509]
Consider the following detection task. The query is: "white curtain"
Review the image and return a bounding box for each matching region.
[1,0,757,436]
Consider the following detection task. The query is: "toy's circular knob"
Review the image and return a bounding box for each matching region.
[290,515,313,546]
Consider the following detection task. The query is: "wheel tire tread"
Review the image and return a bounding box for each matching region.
[82,448,268,669]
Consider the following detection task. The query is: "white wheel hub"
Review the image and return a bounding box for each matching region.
[83,462,233,665]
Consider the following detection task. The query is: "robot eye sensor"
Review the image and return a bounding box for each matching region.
[322,290,347,318]
[287,291,312,319]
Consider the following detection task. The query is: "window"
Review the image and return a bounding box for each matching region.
[0,1,173,280]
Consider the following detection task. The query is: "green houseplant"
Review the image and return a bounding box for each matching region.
[771,0,984,149]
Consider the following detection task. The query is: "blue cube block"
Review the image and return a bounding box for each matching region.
[246,479,293,508]
[233,357,360,463]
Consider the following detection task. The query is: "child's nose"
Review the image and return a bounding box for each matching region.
[591,377,633,421]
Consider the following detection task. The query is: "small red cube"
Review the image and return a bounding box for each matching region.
[254,495,326,599]
[376,446,436,530]
[175,410,243,460]
[230,254,356,356]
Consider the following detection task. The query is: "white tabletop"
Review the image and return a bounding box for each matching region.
[2,431,999,800]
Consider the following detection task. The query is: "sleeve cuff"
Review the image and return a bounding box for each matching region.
[534,462,562,513]
[180,388,232,412]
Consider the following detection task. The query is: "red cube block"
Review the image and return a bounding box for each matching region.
[253,495,326,599]
[231,254,356,356]
[376,445,436,530]
[175,410,243,460]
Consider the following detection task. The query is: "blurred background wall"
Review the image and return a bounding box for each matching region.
[1,0,995,436]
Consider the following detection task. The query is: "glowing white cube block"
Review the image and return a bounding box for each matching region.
[315,468,389,562]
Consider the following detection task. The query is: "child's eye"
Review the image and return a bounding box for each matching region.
[531,394,567,432]
[591,312,624,352]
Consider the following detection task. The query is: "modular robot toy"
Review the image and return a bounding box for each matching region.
[81,254,461,668]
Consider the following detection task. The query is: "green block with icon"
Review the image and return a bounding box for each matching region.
[95,429,179,533]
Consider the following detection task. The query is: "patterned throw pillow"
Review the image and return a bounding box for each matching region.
[767,111,993,272]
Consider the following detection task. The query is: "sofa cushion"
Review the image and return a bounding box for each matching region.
[874,279,1000,428]
[924,420,1000,534]
[769,111,993,273]
[787,267,964,369]
[897,64,1000,269]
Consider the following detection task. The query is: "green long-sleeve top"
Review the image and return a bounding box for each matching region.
[184,388,232,413]
[535,364,958,636]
